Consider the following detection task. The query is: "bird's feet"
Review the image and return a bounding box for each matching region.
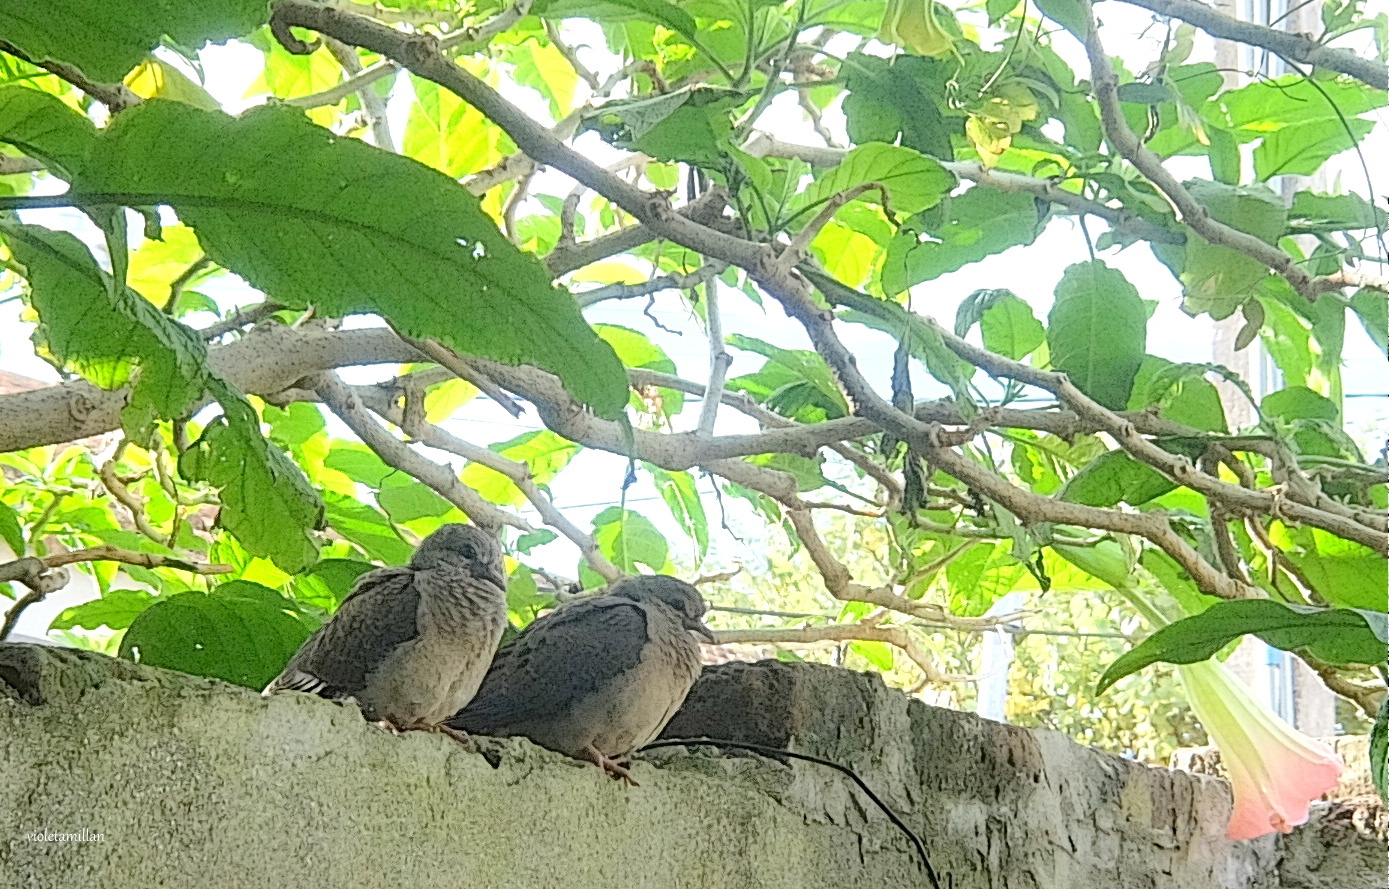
[586,744,639,786]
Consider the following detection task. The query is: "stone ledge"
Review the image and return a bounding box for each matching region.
[2,645,1381,888]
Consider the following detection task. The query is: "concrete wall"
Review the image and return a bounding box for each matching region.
[1,644,1382,888]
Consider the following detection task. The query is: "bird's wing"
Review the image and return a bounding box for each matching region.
[449,596,651,733]
[264,567,420,698]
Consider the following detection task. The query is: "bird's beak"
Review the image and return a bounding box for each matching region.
[688,620,718,644]
[482,565,508,590]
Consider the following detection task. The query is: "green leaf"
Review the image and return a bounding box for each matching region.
[582,506,669,586]
[979,292,1045,360]
[726,334,849,419]
[1060,450,1176,508]
[2,223,210,437]
[0,85,97,178]
[376,482,453,524]
[1098,600,1388,693]
[321,491,414,565]
[120,581,318,690]
[293,558,376,610]
[841,53,954,162]
[179,386,323,573]
[51,588,155,631]
[1288,191,1386,234]
[402,79,506,179]
[588,87,741,164]
[1272,525,1386,611]
[458,430,581,507]
[649,466,709,559]
[263,402,326,451]
[1350,289,1387,355]
[73,101,628,418]
[0,0,267,82]
[793,143,955,220]
[883,190,1044,294]
[594,323,683,415]
[1167,181,1286,320]
[851,639,895,671]
[1128,358,1228,433]
[0,501,24,554]
[1032,0,1089,38]
[1047,261,1147,410]
[1261,386,1338,423]
[985,0,1022,21]
[540,0,699,42]
[1254,118,1376,180]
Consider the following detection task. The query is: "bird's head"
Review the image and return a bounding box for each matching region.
[612,575,717,643]
[411,524,506,588]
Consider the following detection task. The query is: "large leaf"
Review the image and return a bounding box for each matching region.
[0,86,97,178]
[1167,181,1286,320]
[793,143,955,220]
[10,224,321,575]
[2,223,209,435]
[180,385,324,574]
[459,430,581,507]
[0,0,267,82]
[1047,261,1147,410]
[51,588,155,631]
[1254,118,1377,181]
[883,189,1045,295]
[1098,600,1387,693]
[649,465,709,560]
[72,101,628,418]
[842,53,954,161]
[120,581,319,690]
[1060,450,1176,508]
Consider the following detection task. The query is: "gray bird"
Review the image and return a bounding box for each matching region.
[446,574,715,782]
[265,524,508,732]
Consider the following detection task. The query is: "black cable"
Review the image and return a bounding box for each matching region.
[640,738,942,889]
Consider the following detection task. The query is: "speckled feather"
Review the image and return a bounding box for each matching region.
[447,575,711,759]
[265,525,508,727]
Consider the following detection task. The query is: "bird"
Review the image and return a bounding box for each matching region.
[264,524,508,733]
[446,574,715,782]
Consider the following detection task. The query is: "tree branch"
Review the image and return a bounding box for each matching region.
[1082,7,1346,301]
[375,399,624,582]
[312,371,530,533]
[743,133,1186,245]
[1111,0,1388,91]
[1,546,232,641]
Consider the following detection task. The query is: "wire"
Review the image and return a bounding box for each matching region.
[639,737,942,888]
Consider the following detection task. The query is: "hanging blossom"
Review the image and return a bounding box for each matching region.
[1179,660,1344,840]
[876,0,956,58]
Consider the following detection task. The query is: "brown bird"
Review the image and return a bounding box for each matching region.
[264,524,508,732]
[446,574,714,782]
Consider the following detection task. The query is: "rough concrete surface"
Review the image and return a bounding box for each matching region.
[2,645,1382,888]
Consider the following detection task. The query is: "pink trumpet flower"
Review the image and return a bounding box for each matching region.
[1178,660,1344,840]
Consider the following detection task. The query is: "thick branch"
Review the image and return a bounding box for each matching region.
[1110,0,1388,91]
